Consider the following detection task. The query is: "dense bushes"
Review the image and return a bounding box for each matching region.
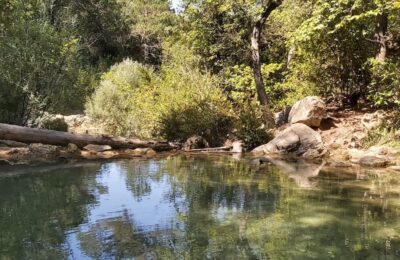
[86,56,235,145]
[4,0,400,149]
[367,58,400,108]
[40,117,69,132]
[153,65,234,145]
[86,60,154,136]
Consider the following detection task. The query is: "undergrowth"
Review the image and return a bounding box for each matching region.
[362,126,400,149]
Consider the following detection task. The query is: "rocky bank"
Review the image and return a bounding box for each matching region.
[252,96,400,171]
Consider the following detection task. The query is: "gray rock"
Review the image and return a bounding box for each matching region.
[83,144,112,153]
[359,156,391,168]
[182,135,209,151]
[288,96,326,127]
[252,123,326,158]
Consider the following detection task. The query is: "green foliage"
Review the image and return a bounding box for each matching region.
[154,62,234,145]
[367,58,400,107]
[183,0,253,72]
[86,59,154,136]
[3,0,400,148]
[0,1,92,124]
[87,50,234,144]
[234,100,272,150]
[223,63,312,111]
[362,125,400,149]
[0,0,175,126]
[40,118,69,132]
[118,0,176,64]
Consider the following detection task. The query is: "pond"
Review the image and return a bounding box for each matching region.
[1,155,400,259]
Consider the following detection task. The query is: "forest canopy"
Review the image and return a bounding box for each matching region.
[0,0,399,147]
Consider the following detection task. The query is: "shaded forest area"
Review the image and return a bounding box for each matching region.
[1,0,399,148]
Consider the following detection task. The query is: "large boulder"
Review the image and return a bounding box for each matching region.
[252,123,326,158]
[288,96,326,127]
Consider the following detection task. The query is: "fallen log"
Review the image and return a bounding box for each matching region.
[185,146,232,152]
[0,123,175,151]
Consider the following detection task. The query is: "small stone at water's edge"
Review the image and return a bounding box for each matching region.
[83,144,112,153]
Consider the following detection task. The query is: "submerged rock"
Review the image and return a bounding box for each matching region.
[288,96,326,127]
[252,123,326,158]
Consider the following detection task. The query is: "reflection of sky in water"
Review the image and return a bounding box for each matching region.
[2,156,400,259]
[66,161,184,259]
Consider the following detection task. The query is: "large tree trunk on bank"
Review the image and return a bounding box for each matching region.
[0,123,174,151]
[251,1,282,106]
[375,11,389,62]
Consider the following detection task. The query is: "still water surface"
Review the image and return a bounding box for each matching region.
[1,155,400,259]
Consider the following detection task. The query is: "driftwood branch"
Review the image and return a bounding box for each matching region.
[185,146,232,152]
[0,123,175,151]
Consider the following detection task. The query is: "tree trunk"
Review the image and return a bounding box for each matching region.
[287,45,296,68]
[0,123,174,151]
[375,11,388,62]
[251,1,282,106]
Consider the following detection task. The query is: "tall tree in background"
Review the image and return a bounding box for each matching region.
[251,0,283,106]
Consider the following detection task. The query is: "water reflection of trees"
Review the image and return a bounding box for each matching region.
[78,210,148,259]
[2,156,400,259]
[0,164,102,259]
[115,155,400,259]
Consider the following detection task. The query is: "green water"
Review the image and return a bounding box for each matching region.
[1,155,400,259]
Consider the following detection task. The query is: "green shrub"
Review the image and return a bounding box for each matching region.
[367,58,400,108]
[222,63,313,112]
[40,117,69,132]
[362,125,400,149]
[141,63,234,145]
[86,55,234,144]
[86,59,154,137]
[234,100,273,150]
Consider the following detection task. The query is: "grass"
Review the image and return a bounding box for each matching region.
[361,126,400,149]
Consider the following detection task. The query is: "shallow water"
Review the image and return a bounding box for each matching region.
[1,155,400,259]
